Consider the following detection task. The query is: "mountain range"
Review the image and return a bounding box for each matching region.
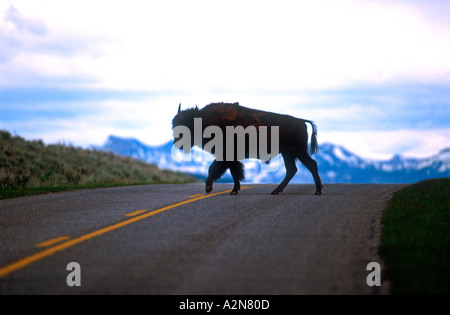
[97,135,450,184]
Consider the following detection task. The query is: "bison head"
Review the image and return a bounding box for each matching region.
[171,103,200,152]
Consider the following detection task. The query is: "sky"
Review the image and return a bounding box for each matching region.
[1,0,449,160]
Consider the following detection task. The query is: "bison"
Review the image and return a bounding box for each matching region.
[172,102,322,195]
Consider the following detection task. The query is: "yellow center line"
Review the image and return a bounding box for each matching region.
[125,210,147,217]
[36,236,71,248]
[188,194,204,198]
[0,187,249,279]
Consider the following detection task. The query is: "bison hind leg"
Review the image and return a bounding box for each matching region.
[271,187,282,195]
[271,153,297,195]
[297,152,323,195]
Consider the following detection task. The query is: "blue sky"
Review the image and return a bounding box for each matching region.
[1,0,449,159]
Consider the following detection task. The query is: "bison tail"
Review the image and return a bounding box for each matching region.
[304,120,319,155]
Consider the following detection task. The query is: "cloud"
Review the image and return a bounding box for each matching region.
[2,86,449,158]
[1,0,450,91]
[1,1,449,160]
[0,2,108,88]
[0,89,180,147]
[3,4,47,36]
[106,0,450,92]
[322,128,450,159]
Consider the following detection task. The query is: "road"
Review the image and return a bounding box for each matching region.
[0,183,404,294]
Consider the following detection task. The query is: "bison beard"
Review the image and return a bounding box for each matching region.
[172,102,323,195]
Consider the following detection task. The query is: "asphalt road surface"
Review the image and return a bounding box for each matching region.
[0,183,405,294]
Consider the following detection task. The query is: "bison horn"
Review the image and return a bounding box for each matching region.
[178,103,181,114]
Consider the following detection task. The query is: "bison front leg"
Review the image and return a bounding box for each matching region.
[205,178,213,193]
[271,153,297,195]
[229,161,245,195]
[205,160,228,194]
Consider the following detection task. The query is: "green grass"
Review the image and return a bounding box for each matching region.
[0,130,197,200]
[379,178,450,294]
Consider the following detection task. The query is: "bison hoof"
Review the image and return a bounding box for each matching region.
[315,185,323,195]
[230,190,238,195]
[271,188,281,195]
[205,185,213,193]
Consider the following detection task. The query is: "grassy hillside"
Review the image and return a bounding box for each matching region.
[379,178,450,294]
[0,130,197,199]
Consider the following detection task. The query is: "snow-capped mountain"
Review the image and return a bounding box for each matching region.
[98,135,450,184]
